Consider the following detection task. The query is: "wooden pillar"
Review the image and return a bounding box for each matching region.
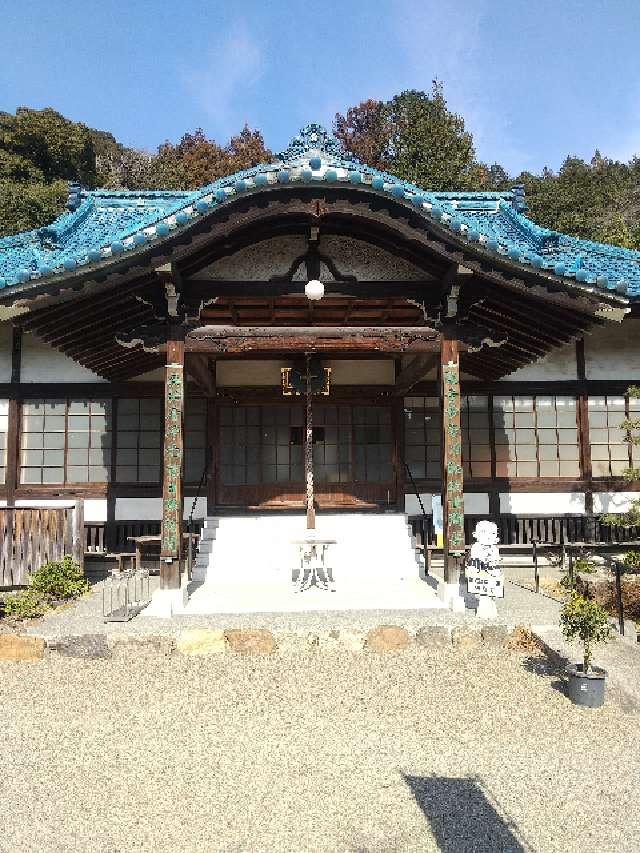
[305,355,315,530]
[160,335,185,589]
[441,333,465,584]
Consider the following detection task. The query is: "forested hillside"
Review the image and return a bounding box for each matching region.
[2,85,639,249]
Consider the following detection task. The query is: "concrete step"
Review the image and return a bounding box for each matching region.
[192,511,422,588]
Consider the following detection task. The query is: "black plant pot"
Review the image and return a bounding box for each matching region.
[566,663,606,708]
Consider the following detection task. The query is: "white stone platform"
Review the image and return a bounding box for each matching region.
[177,511,447,615]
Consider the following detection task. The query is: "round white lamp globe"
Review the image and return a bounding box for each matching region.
[305,279,324,301]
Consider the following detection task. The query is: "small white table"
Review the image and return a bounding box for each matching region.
[291,538,337,592]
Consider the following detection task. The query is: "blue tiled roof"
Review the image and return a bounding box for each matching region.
[1,123,638,300]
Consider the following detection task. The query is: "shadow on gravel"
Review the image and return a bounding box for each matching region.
[521,654,567,697]
[403,774,534,853]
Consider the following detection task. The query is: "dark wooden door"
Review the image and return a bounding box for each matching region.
[216,401,396,508]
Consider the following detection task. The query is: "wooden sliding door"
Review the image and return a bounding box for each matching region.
[216,401,396,508]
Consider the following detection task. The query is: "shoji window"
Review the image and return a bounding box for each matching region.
[115,398,162,483]
[352,406,393,483]
[403,396,441,479]
[461,395,491,477]
[0,400,8,484]
[184,398,207,483]
[494,395,579,478]
[589,396,631,477]
[20,399,112,484]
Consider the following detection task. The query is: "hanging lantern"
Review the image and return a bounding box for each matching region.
[305,279,324,301]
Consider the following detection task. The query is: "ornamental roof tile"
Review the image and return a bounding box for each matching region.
[1,123,639,299]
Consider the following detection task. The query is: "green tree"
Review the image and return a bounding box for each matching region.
[335,82,502,191]
[333,99,389,170]
[0,180,67,237]
[0,107,96,185]
[385,84,479,190]
[142,124,271,190]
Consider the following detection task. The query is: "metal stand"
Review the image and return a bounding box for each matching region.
[103,568,151,622]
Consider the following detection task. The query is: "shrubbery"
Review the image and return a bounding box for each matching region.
[1,556,88,621]
[560,592,611,673]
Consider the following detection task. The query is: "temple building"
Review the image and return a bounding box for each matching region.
[0,124,638,614]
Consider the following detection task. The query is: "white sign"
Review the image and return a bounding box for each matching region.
[466,561,504,598]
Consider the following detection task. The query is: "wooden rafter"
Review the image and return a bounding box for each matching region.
[395,354,440,395]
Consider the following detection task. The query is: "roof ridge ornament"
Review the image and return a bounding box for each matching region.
[277,123,359,164]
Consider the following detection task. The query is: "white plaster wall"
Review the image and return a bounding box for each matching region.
[116,498,162,520]
[500,492,585,514]
[21,332,105,383]
[593,492,639,514]
[584,318,640,380]
[15,499,75,507]
[501,342,577,381]
[404,492,489,514]
[84,499,108,522]
[115,497,207,521]
[0,324,12,381]
[186,497,207,519]
[217,359,395,387]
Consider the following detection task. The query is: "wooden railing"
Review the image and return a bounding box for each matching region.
[83,520,205,555]
[0,504,84,588]
[409,514,640,548]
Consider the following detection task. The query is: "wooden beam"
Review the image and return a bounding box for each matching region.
[183,324,445,355]
[395,353,440,395]
[189,325,440,339]
[186,354,216,396]
[184,279,439,301]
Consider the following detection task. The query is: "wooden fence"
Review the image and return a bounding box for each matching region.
[0,504,84,588]
[409,513,640,548]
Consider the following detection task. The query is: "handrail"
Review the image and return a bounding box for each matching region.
[186,451,211,580]
[402,458,427,518]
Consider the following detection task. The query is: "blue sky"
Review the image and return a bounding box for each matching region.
[2,0,639,175]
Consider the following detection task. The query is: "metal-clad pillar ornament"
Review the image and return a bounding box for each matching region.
[160,338,185,589]
[440,335,466,610]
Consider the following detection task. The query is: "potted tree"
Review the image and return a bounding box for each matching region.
[560,592,611,708]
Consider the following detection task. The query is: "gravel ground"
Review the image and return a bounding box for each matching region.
[24,573,564,641]
[1,645,639,853]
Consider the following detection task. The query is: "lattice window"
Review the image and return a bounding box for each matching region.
[0,400,8,484]
[115,398,162,483]
[312,405,352,484]
[461,395,491,478]
[20,399,112,484]
[589,396,631,477]
[352,405,393,483]
[404,395,491,479]
[403,396,440,479]
[219,405,304,485]
[184,398,207,484]
[494,395,579,478]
